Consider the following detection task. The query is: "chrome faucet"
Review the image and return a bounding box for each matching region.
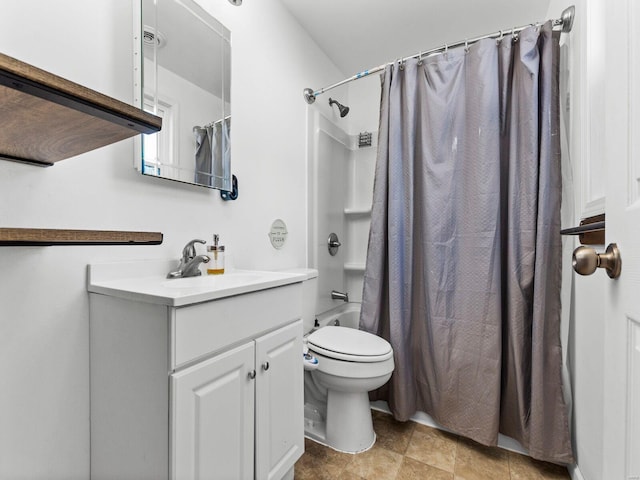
[331,290,349,302]
[167,239,210,278]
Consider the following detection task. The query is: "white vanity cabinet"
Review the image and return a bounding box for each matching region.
[89,277,304,480]
[171,321,302,480]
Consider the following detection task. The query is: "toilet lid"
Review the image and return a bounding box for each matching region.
[307,326,393,362]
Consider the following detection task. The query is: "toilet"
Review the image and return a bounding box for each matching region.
[306,325,394,452]
[295,269,395,453]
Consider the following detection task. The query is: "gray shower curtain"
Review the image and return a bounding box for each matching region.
[360,22,573,464]
[194,117,231,187]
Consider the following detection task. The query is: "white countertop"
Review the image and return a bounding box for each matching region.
[87,260,314,307]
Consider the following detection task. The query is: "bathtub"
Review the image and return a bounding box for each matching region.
[313,302,360,330]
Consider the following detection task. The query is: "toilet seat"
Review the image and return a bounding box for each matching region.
[307,326,393,362]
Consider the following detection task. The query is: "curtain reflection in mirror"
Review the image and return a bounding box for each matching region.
[193,116,231,190]
[193,116,230,188]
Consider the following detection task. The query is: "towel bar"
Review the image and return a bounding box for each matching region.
[560,214,605,245]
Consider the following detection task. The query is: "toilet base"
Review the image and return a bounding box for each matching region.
[325,390,376,453]
[303,402,327,443]
[303,396,377,454]
[304,431,377,455]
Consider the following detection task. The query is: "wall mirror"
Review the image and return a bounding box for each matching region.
[134,0,231,190]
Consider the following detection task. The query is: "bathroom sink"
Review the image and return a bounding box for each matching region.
[87,261,309,306]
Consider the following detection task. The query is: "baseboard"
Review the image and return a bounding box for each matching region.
[370,401,582,476]
[568,464,586,480]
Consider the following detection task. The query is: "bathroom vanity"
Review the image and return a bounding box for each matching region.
[88,261,305,480]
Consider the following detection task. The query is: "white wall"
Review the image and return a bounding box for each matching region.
[545,1,606,479]
[0,1,343,477]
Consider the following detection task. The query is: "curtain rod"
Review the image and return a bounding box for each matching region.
[303,5,575,104]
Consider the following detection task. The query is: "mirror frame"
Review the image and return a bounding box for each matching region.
[132,0,232,191]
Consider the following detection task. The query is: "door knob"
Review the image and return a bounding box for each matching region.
[572,243,621,279]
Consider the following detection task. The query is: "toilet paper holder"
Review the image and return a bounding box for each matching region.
[572,243,622,279]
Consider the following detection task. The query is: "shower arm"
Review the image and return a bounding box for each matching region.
[303,5,575,105]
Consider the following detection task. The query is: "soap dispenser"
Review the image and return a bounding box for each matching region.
[206,234,225,275]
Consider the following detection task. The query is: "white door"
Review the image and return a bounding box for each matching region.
[171,342,255,480]
[255,320,304,480]
[602,1,640,478]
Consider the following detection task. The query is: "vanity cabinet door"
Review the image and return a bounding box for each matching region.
[255,320,304,480]
[171,341,255,480]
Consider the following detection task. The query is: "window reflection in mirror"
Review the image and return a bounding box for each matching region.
[135,0,231,191]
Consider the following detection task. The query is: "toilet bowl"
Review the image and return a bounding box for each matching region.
[305,325,394,453]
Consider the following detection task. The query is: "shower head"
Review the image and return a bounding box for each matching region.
[329,98,349,118]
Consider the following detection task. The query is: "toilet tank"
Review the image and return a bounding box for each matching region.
[281,268,318,333]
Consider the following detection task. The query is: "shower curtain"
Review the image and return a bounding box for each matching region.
[193,117,231,187]
[194,125,214,186]
[360,22,573,464]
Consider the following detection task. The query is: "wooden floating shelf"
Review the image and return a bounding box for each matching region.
[0,228,163,246]
[0,52,162,167]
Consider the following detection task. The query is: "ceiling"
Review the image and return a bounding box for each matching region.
[278,0,552,77]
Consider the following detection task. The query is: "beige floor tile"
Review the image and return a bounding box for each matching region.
[336,471,366,480]
[396,456,454,480]
[372,410,416,455]
[343,445,404,480]
[453,436,510,480]
[508,451,570,480]
[404,423,458,473]
[296,419,570,480]
[294,438,354,480]
[294,452,321,480]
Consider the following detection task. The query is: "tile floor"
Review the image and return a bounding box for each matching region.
[294,410,570,480]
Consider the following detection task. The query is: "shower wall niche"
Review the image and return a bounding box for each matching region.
[343,130,377,303]
[307,77,381,314]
